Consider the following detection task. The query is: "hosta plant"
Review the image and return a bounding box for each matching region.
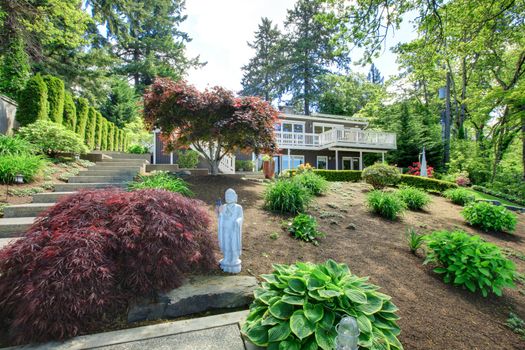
[462,201,517,233]
[396,186,431,210]
[424,230,515,297]
[288,214,325,245]
[242,260,403,350]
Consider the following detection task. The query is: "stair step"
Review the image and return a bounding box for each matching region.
[68,176,134,184]
[0,237,19,249]
[78,169,139,177]
[3,203,54,218]
[97,161,147,167]
[32,191,76,203]
[54,183,127,192]
[89,165,142,171]
[104,153,151,160]
[0,217,35,238]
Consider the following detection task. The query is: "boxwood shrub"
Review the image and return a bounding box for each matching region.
[398,174,457,193]
[362,163,400,189]
[462,201,517,233]
[424,230,516,297]
[312,170,362,182]
[242,260,403,350]
[264,179,312,214]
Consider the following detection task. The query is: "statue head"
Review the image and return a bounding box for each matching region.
[225,188,237,204]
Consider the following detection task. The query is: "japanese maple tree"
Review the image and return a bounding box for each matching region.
[143,78,278,174]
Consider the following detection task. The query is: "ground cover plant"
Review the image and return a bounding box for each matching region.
[396,186,431,210]
[462,201,517,233]
[287,213,325,245]
[424,230,516,297]
[366,190,406,220]
[0,154,46,183]
[128,171,193,197]
[242,260,403,350]
[0,189,216,344]
[0,135,35,156]
[293,171,329,196]
[361,163,400,189]
[443,188,475,206]
[264,179,311,214]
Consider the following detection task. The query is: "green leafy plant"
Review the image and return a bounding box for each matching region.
[0,154,46,183]
[0,135,35,156]
[264,179,312,214]
[15,73,49,126]
[406,227,425,254]
[235,159,254,172]
[128,171,193,197]
[293,172,329,196]
[396,186,431,210]
[398,175,458,193]
[128,144,149,154]
[176,149,200,168]
[506,312,525,338]
[366,190,406,220]
[361,163,401,189]
[443,188,475,206]
[462,201,517,233]
[18,120,88,157]
[43,74,65,124]
[242,260,403,350]
[424,230,516,297]
[288,214,325,244]
[312,170,362,182]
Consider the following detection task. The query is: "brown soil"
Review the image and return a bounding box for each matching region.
[186,175,525,350]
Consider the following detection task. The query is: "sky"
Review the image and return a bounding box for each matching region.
[181,0,418,92]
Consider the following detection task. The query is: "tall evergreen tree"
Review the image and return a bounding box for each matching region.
[0,37,30,99]
[367,63,384,84]
[241,18,283,101]
[100,78,139,127]
[281,0,351,115]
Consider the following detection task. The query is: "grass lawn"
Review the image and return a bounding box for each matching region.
[466,188,523,207]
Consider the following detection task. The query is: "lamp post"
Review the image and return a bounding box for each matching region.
[15,174,24,184]
[335,316,360,350]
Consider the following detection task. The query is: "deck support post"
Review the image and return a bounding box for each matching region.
[359,151,363,170]
[287,148,291,170]
[382,152,385,163]
[335,150,339,170]
[170,152,173,165]
[152,131,157,165]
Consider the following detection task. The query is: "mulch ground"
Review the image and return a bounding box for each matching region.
[186,175,525,350]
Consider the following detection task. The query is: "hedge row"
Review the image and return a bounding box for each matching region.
[472,185,525,207]
[398,174,458,193]
[312,170,362,182]
[15,74,130,152]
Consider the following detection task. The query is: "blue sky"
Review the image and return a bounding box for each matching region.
[181,0,418,91]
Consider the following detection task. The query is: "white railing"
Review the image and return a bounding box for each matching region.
[219,154,236,174]
[276,128,396,150]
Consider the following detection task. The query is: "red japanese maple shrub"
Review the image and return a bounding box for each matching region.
[0,189,216,344]
[407,162,434,177]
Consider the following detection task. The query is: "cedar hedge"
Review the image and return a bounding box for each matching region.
[84,106,97,149]
[398,175,457,193]
[95,112,104,150]
[62,92,77,131]
[43,75,65,124]
[15,73,48,126]
[312,170,362,182]
[75,97,89,139]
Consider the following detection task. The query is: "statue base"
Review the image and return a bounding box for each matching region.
[219,258,242,274]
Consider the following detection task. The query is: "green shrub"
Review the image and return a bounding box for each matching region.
[0,154,46,183]
[114,126,120,151]
[396,186,431,210]
[108,123,115,151]
[84,106,97,149]
[101,119,109,150]
[362,163,400,189]
[43,75,64,124]
[176,149,200,168]
[472,185,525,207]
[424,230,516,296]
[443,188,475,206]
[293,172,329,196]
[235,159,254,171]
[75,97,89,139]
[406,227,424,254]
[128,144,149,154]
[95,112,104,150]
[119,130,125,152]
[0,135,35,156]
[264,179,312,214]
[312,170,362,182]
[242,260,403,350]
[398,175,457,193]
[462,201,517,233]
[288,214,325,244]
[62,92,77,131]
[18,120,88,157]
[15,73,48,126]
[366,190,406,220]
[128,171,193,197]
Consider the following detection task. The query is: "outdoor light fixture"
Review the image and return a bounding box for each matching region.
[75,154,80,161]
[438,87,446,99]
[335,316,360,350]
[14,174,24,184]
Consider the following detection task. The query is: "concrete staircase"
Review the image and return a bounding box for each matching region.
[0,153,149,246]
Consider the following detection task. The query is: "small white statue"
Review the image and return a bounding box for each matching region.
[218,188,243,273]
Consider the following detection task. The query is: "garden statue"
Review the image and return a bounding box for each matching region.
[218,188,243,273]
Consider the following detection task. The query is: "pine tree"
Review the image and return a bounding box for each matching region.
[101,78,140,127]
[62,92,77,131]
[389,103,421,167]
[43,75,65,124]
[75,97,89,140]
[15,74,49,126]
[367,63,384,84]
[241,18,283,101]
[281,0,351,115]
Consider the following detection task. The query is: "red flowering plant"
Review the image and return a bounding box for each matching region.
[407,162,434,177]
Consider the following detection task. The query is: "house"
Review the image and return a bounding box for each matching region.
[152,107,396,174]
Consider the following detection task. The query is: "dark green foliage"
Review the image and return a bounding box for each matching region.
[18,120,88,157]
[0,135,35,156]
[0,154,45,183]
[264,179,312,214]
[108,123,115,151]
[42,75,65,124]
[101,120,108,151]
[95,112,104,150]
[424,230,516,297]
[15,74,48,126]
[396,186,431,210]
[0,37,30,99]
[242,260,403,349]
[398,175,458,193]
[462,202,517,233]
[75,97,89,139]
[235,160,254,171]
[62,92,77,131]
[119,130,124,152]
[405,227,424,254]
[101,78,140,127]
[176,149,200,168]
[293,172,329,196]
[472,185,525,207]
[443,188,475,206]
[288,214,325,244]
[362,163,401,189]
[128,144,149,154]
[312,170,362,182]
[128,171,193,197]
[366,190,406,220]
[114,127,120,151]
[84,106,97,149]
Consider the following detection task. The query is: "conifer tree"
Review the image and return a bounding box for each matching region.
[63,92,77,131]
[75,97,89,140]
[43,75,65,124]
[84,106,97,149]
[367,63,384,84]
[15,74,49,126]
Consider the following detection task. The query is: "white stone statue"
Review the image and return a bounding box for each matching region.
[218,188,243,273]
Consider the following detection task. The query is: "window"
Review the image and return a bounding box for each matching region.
[317,156,328,170]
[342,157,360,170]
[281,155,304,171]
[313,123,344,134]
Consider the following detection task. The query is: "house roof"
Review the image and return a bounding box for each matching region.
[279,112,369,128]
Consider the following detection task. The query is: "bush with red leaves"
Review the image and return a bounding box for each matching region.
[0,189,216,344]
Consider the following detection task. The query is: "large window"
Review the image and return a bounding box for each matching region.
[342,157,360,170]
[313,123,343,134]
[281,155,304,171]
[316,156,328,170]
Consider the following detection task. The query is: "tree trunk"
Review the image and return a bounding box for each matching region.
[459,57,468,138]
[443,72,452,168]
[522,113,525,181]
[209,160,220,176]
